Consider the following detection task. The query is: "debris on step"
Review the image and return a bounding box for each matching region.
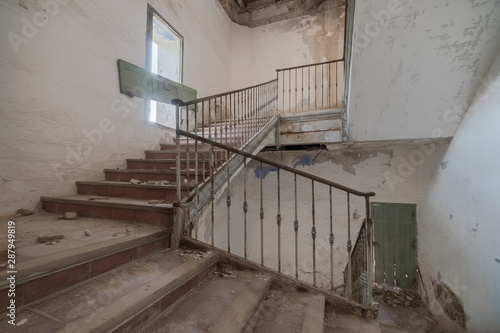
[147,180,170,186]
[130,178,142,185]
[89,196,109,200]
[148,199,166,204]
[13,208,36,217]
[37,234,65,243]
[63,212,78,220]
[373,283,422,308]
[84,230,92,237]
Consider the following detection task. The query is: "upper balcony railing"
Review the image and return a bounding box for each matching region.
[276,59,345,115]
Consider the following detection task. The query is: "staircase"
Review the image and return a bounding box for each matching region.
[0,211,379,332]
[0,59,385,331]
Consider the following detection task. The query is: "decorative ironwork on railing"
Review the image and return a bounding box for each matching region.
[171,58,373,306]
[276,59,345,115]
[173,125,375,305]
[344,218,373,305]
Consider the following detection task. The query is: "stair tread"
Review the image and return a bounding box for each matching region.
[249,290,325,333]
[138,271,271,333]
[42,195,174,210]
[0,212,167,287]
[77,180,177,189]
[0,250,218,333]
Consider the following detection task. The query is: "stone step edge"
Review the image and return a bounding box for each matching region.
[0,229,169,289]
[76,181,179,190]
[181,237,379,319]
[208,277,272,333]
[54,252,219,333]
[41,196,174,212]
[104,168,205,174]
[302,294,326,333]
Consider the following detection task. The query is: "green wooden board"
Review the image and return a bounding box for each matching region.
[118,59,196,104]
[372,203,417,288]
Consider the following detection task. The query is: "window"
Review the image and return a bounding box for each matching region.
[146,5,183,127]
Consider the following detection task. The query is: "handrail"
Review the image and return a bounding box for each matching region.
[177,128,375,198]
[174,78,278,107]
[276,58,344,73]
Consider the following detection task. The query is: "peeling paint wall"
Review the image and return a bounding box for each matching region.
[195,141,448,289]
[230,0,345,88]
[348,0,500,141]
[0,0,233,215]
[418,50,500,333]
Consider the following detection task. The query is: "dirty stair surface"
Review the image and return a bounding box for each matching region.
[0,249,218,332]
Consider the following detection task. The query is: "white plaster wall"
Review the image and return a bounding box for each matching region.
[0,0,232,215]
[417,51,500,333]
[230,1,345,89]
[348,0,500,141]
[195,141,448,288]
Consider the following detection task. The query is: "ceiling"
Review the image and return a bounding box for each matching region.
[219,0,338,27]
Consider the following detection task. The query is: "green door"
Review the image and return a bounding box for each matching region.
[372,203,417,288]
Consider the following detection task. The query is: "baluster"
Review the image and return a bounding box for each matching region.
[329,186,334,292]
[311,180,317,287]
[281,71,284,112]
[201,101,206,181]
[185,106,190,196]
[243,158,248,260]
[365,196,373,305]
[321,64,325,109]
[301,68,304,112]
[277,168,282,272]
[336,62,339,108]
[288,70,291,114]
[314,65,318,110]
[175,103,181,202]
[294,174,299,279]
[260,162,264,266]
[225,95,229,149]
[308,67,311,111]
[346,193,352,299]
[295,68,298,113]
[328,62,332,108]
[210,136,215,247]
[214,98,218,167]
[226,148,231,253]
[194,104,199,240]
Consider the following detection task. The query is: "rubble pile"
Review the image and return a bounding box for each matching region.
[373,284,422,309]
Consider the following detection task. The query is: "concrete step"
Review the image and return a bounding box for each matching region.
[0,249,218,333]
[76,181,190,201]
[41,195,174,228]
[137,270,272,333]
[126,158,224,170]
[0,212,169,310]
[246,289,325,333]
[145,149,227,160]
[104,168,206,183]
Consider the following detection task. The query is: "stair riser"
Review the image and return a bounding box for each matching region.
[127,160,223,170]
[0,238,168,310]
[104,172,205,183]
[112,265,213,333]
[77,184,186,201]
[42,201,173,228]
[145,151,226,160]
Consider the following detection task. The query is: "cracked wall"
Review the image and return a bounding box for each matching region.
[195,141,448,289]
[348,0,500,141]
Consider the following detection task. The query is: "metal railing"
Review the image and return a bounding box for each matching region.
[344,218,373,304]
[173,79,278,203]
[276,59,345,115]
[172,58,374,305]
[173,127,375,304]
